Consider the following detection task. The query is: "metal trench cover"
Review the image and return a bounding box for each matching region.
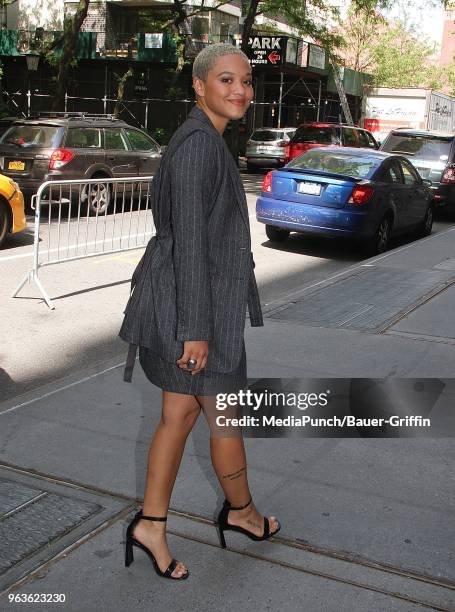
[266,266,455,332]
[0,466,128,592]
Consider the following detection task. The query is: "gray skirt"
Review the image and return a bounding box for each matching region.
[139,339,248,396]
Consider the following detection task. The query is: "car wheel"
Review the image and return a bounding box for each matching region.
[81,180,111,215]
[0,201,9,248]
[366,215,392,256]
[416,205,433,238]
[266,224,290,242]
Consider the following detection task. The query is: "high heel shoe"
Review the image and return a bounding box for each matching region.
[217,497,281,549]
[125,509,189,580]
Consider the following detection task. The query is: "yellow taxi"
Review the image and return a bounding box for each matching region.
[0,172,26,248]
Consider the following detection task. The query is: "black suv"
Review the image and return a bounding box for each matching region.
[0,113,163,213]
[380,129,455,210]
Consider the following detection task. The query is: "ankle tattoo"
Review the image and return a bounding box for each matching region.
[222,467,246,481]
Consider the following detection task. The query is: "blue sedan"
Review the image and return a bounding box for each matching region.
[256,147,434,254]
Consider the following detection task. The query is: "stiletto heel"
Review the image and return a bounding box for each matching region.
[216,497,281,549]
[125,538,134,567]
[124,509,189,580]
[218,525,227,549]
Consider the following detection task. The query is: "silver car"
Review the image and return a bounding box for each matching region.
[245,127,296,171]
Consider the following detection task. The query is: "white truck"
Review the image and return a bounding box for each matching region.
[360,87,455,143]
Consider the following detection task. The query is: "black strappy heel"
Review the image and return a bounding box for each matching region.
[125,509,189,580]
[217,497,281,549]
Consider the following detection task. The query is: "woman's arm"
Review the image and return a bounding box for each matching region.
[170,130,219,344]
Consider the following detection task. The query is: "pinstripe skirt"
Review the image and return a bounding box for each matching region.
[138,339,247,396]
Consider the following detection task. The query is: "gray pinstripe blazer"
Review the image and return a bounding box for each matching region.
[119,105,263,379]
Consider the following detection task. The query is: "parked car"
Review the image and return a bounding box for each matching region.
[0,117,19,138]
[285,123,379,163]
[0,114,163,214]
[245,127,296,171]
[380,128,455,210]
[256,147,434,255]
[0,172,26,248]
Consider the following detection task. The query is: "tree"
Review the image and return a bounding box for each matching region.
[370,22,443,88]
[47,0,90,111]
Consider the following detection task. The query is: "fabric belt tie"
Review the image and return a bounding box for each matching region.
[123,343,138,383]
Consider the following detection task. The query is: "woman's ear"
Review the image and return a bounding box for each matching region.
[193,77,205,98]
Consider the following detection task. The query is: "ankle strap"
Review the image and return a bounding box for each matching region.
[226,497,252,511]
[136,510,167,522]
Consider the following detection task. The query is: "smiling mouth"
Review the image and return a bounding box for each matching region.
[228,100,245,106]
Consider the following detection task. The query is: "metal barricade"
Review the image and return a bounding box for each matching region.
[12,176,155,309]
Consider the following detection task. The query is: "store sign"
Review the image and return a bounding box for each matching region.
[245,36,284,65]
[144,33,163,49]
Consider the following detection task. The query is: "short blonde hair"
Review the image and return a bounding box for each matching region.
[192,43,250,82]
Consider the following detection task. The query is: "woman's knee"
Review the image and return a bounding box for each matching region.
[161,392,201,430]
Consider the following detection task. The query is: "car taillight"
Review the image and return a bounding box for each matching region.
[285,145,291,159]
[277,140,287,147]
[49,148,75,170]
[442,164,455,184]
[348,184,374,205]
[262,171,273,193]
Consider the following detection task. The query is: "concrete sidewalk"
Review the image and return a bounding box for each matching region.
[1,229,455,611]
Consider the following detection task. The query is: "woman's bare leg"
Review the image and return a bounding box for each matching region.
[133,390,201,578]
[197,395,280,536]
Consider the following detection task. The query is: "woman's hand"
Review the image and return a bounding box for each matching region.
[176,341,209,375]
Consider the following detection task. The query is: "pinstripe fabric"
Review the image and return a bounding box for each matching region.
[119,105,263,386]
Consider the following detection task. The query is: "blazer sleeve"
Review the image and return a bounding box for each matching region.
[170,130,218,342]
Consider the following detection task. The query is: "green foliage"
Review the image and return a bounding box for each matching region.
[149,127,169,144]
[370,23,443,88]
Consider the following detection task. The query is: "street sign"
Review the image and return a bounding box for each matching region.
[244,36,285,66]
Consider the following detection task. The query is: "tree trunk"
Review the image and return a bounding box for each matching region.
[51,0,90,111]
[114,67,133,118]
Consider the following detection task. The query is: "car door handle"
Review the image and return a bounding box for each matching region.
[107,156,116,161]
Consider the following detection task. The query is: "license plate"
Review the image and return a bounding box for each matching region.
[8,160,25,171]
[297,181,321,195]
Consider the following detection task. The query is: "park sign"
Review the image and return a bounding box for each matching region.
[242,36,285,66]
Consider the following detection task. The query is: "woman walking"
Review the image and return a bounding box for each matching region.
[119,43,280,580]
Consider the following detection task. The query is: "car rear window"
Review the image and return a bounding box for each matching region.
[381,133,452,162]
[287,149,380,179]
[251,130,284,142]
[0,124,61,148]
[291,126,340,145]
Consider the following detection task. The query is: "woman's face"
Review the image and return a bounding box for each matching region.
[194,54,254,125]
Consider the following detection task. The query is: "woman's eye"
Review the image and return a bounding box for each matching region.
[244,80,253,86]
[221,78,232,83]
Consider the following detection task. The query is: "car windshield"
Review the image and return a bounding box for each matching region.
[0,124,60,148]
[381,133,452,161]
[287,150,380,179]
[291,126,339,145]
[251,130,284,142]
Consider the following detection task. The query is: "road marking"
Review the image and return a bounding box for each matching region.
[0,234,151,262]
[0,362,127,416]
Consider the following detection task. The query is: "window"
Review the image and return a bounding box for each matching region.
[1,125,61,148]
[125,129,159,152]
[343,128,358,147]
[381,133,452,162]
[291,126,340,145]
[251,130,284,142]
[66,128,101,149]
[400,160,419,185]
[104,129,128,151]
[358,130,377,149]
[381,162,403,184]
[287,150,379,179]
